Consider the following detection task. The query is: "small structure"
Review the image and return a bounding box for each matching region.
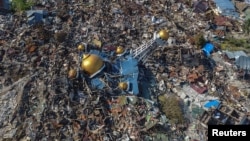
[26,10,48,25]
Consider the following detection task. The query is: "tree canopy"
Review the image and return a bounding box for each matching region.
[158,95,185,124]
[243,19,250,35]
[11,0,34,12]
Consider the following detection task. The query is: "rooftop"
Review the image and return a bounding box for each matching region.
[224,50,247,59]
[213,0,240,19]
[236,56,250,70]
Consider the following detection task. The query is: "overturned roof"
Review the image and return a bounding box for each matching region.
[236,56,250,70]
[224,50,247,59]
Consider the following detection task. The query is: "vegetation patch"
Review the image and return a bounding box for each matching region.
[220,37,250,52]
[11,0,35,12]
[158,95,185,124]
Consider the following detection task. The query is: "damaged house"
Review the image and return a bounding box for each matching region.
[200,101,250,128]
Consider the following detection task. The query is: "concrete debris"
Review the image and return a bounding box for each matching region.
[0,0,250,141]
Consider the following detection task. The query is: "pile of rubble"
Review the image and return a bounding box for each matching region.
[1,0,250,140]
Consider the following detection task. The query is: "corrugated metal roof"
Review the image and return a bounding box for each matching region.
[224,50,247,59]
[213,0,240,18]
[236,56,250,70]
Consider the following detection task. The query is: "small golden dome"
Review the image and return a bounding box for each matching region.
[116,46,125,54]
[78,44,85,51]
[158,30,169,40]
[81,54,104,77]
[68,69,77,79]
[118,82,128,90]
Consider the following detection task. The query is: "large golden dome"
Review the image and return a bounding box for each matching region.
[158,30,169,40]
[81,54,104,77]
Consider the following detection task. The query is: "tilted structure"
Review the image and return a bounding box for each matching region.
[70,30,169,95]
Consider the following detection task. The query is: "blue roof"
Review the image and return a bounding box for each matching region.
[85,49,140,95]
[91,78,105,89]
[119,55,139,95]
[26,10,48,25]
[204,100,221,109]
[213,0,240,19]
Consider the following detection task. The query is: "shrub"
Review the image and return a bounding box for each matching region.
[11,0,34,12]
[158,95,184,124]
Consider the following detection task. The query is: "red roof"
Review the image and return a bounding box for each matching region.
[213,16,233,26]
[190,83,207,94]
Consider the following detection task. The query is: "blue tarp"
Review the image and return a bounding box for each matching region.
[213,0,240,19]
[202,43,214,57]
[204,100,220,109]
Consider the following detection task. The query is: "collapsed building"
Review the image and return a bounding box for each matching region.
[200,100,250,128]
[68,30,169,97]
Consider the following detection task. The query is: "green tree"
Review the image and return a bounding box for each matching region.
[194,33,206,48]
[11,0,34,12]
[158,95,185,124]
[243,19,250,35]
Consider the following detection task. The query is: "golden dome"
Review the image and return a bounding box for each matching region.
[158,29,169,40]
[116,46,125,54]
[118,82,128,90]
[81,54,104,77]
[68,69,77,79]
[78,44,85,51]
